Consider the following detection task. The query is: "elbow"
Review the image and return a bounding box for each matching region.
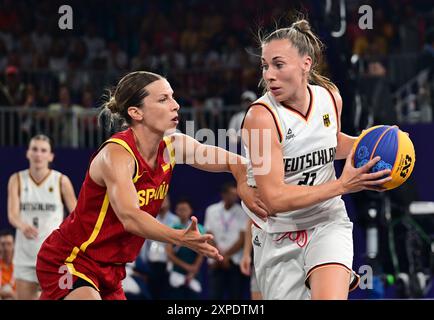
[121,219,134,234]
[119,214,138,235]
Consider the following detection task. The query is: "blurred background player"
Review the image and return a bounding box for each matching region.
[240,220,262,300]
[0,229,16,300]
[166,198,205,300]
[204,181,249,299]
[7,134,77,299]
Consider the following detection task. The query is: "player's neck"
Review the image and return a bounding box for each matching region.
[131,126,162,168]
[282,85,310,116]
[29,167,51,183]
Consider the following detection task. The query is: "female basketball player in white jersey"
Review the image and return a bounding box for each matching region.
[241,19,392,300]
[7,134,77,299]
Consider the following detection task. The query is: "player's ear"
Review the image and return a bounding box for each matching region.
[127,106,144,121]
[302,55,312,74]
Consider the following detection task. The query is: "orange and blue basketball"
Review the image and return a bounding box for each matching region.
[352,125,416,190]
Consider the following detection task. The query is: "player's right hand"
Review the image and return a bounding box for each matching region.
[181,216,223,261]
[339,149,392,194]
[21,224,38,239]
[237,183,269,220]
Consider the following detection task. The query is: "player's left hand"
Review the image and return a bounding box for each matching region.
[181,216,223,261]
[237,183,269,220]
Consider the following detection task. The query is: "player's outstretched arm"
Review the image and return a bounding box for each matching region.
[90,143,222,260]
[171,133,269,219]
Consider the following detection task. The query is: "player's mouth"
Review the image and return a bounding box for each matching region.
[270,87,282,95]
[171,116,179,124]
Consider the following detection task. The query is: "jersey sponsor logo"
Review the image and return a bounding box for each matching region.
[137,181,169,207]
[285,128,295,140]
[283,147,336,173]
[253,235,261,247]
[20,202,57,212]
[323,114,331,127]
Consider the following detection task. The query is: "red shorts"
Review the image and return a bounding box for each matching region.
[36,230,126,300]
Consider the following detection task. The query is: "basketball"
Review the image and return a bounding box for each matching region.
[352,125,416,190]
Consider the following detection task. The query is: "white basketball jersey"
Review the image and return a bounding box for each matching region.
[242,85,347,232]
[13,170,64,266]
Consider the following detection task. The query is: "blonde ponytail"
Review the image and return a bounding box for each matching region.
[260,18,338,92]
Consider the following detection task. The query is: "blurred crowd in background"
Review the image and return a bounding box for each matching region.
[0,0,432,139]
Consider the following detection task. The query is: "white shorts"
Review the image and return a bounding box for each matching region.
[14,265,39,283]
[252,217,360,300]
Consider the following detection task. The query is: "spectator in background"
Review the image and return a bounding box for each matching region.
[78,87,98,147]
[0,65,27,145]
[0,229,16,300]
[48,85,84,146]
[30,22,51,55]
[166,199,205,300]
[131,41,159,71]
[0,65,26,107]
[105,41,128,72]
[146,196,180,300]
[398,5,421,53]
[18,35,35,70]
[204,182,248,300]
[228,90,257,145]
[180,14,200,53]
[68,39,89,70]
[48,40,68,73]
[18,84,39,142]
[83,24,106,65]
[80,87,95,110]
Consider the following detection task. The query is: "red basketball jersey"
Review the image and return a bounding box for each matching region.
[56,128,175,265]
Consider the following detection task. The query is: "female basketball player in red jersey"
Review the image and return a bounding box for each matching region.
[36,71,267,300]
[241,19,392,300]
